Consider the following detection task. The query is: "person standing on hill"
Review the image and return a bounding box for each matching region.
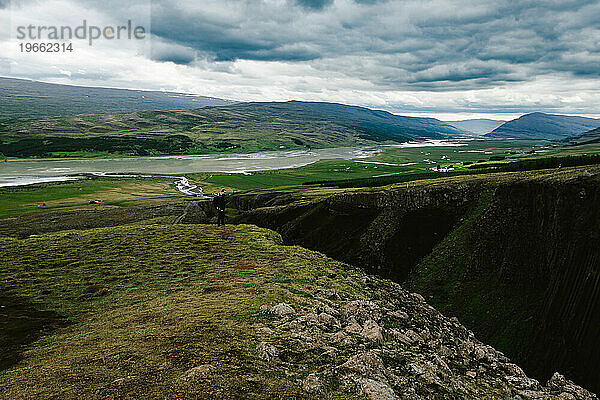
[213,189,227,226]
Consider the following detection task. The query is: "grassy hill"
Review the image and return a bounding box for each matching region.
[271,101,465,140]
[0,77,234,120]
[0,101,466,157]
[568,127,600,145]
[1,223,595,399]
[486,112,600,140]
[0,224,325,398]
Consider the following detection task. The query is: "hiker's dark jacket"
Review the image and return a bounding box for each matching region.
[213,194,226,211]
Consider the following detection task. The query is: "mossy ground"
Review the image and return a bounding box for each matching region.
[0,224,368,399]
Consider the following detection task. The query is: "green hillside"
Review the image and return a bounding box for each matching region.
[487,112,600,140]
[568,127,600,145]
[0,224,496,399]
[0,77,233,120]
[0,224,335,399]
[3,223,594,399]
[0,101,466,157]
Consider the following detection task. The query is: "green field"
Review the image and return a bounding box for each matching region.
[196,141,600,191]
[0,178,178,218]
[192,158,413,191]
[188,141,519,191]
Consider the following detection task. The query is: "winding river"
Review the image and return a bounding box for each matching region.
[0,140,467,189]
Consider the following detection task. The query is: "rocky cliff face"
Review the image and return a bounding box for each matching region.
[408,170,600,392]
[256,273,597,400]
[228,168,600,394]
[234,181,485,282]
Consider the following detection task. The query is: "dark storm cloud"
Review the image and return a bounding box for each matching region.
[150,39,198,65]
[148,2,323,62]
[295,0,333,11]
[151,50,196,65]
[141,0,600,91]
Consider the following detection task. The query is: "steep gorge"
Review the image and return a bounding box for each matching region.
[228,168,600,393]
[232,182,484,282]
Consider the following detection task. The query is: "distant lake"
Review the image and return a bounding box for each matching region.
[0,140,467,187]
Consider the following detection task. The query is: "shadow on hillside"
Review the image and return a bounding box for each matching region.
[0,294,69,371]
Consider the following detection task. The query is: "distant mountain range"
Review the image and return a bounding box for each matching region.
[445,119,506,135]
[486,112,600,140]
[568,127,600,145]
[0,100,467,157]
[260,101,466,142]
[0,77,234,120]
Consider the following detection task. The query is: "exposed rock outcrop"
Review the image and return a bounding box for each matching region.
[256,274,597,399]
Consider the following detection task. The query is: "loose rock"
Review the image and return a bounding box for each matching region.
[302,373,324,395]
[361,319,383,343]
[271,303,295,317]
[358,378,398,400]
[180,365,215,381]
[257,342,278,362]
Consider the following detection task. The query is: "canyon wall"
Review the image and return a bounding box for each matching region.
[231,169,600,393]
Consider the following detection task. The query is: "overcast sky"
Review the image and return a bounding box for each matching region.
[1,0,599,120]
